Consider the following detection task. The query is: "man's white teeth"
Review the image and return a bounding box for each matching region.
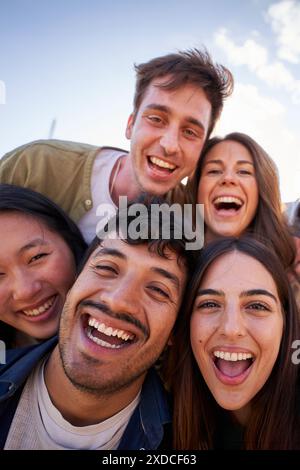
[88,317,134,341]
[213,196,243,206]
[87,329,122,349]
[149,156,176,170]
[23,296,55,317]
[214,351,253,361]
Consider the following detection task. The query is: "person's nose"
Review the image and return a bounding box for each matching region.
[219,168,238,186]
[160,125,180,156]
[12,269,43,303]
[218,302,246,339]
[100,276,143,318]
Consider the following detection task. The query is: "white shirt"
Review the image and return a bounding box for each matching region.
[78,148,125,244]
[5,358,141,450]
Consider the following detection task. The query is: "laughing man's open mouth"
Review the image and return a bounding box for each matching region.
[82,314,136,349]
[148,156,177,174]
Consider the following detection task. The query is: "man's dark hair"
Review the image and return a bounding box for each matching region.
[78,195,196,275]
[133,48,234,138]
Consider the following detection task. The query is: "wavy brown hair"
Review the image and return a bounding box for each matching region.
[133,48,234,138]
[166,237,300,449]
[187,132,295,268]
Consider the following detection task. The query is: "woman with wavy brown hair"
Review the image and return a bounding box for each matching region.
[167,237,300,449]
[177,132,295,269]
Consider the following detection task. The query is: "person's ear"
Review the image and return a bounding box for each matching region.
[125,113,134,139]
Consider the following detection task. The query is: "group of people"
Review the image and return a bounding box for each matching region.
[0,48,299,450]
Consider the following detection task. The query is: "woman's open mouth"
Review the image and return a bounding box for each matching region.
[212,196,244,217]
[212,349,255,385]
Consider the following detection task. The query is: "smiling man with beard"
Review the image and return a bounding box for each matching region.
[0,197,194,450]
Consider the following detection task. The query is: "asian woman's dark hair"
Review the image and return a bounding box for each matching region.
[188,132,295,269]
[167,237,300,449]
[0,184,87,347]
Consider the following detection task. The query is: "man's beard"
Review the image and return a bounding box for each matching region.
[58,340,151,397]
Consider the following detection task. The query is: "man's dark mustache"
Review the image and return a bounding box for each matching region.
[80,299,149,338]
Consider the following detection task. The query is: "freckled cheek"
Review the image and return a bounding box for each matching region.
[190,319,206,348]
[151,309,177,333]
[50,263,75,287]
[254,331,282,371]
[47,260,76,292]
[261,336,282,357]
[67,277,98,302]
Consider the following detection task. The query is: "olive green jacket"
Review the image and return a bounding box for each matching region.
[0,140,128,222]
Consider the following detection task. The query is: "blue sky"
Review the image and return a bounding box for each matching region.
[0,0,299,201]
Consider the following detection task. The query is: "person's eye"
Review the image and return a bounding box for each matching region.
[148,285,170,300]
[207,168,222,175]
[95,264,118,275]
[238,169,252,175]
[183,128,198,138]
[246,302,271,312]
[146,115,163,124]
[196,300,220,309]
[29,253,49,263]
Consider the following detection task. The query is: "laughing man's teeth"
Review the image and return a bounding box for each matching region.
[149,156,176,170]
[214,351,253,361]
[87,328,122,348]
[214,196,243,206]
[88,317,134,341]
[23,296,55,317]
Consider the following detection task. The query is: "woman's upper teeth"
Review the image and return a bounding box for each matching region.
[23,296,55,316]
[214,351,253,361]
[150,156,176,170]
[213,196,243,206]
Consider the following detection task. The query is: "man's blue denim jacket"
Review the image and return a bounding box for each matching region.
[0,337,172,450]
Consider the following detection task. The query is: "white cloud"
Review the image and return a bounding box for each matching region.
[215,28,267,70]
[215,28,300,103]
[215,82,300,201]
[267,0,300,64]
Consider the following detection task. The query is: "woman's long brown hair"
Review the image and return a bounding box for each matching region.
[166,237,300,449]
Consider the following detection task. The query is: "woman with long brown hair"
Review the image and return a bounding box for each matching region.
[177,132,295,268]
[167,237,300,449]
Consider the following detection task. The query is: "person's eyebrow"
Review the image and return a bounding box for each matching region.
[204,159,254,166]
[203,159,223,165]
[92,247,126,260]
[240,289,278,303]
[152,267,181,292]
[196,288,224,297]
[236,160,254,165]
[18,238,49,255]
[144,104,205,132]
